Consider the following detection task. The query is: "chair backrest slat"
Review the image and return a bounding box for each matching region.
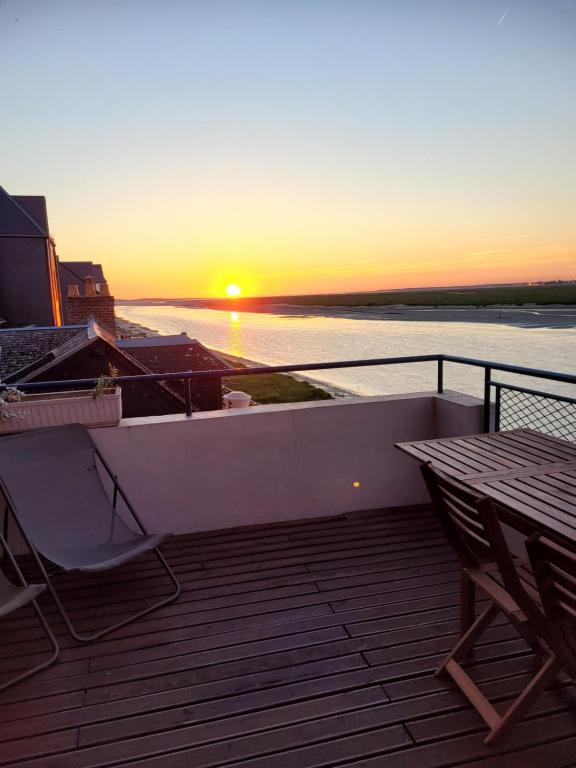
[551,574,576,605]
[445,500,488,541]
[547,566,576,612]
[527,534,576,676]
[421,463,492,565]
[557,599,576,620]
[446,505,491,549]
[421,462,548,630]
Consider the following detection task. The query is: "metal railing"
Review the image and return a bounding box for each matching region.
[4,354,576,439]
[493,382,576,442]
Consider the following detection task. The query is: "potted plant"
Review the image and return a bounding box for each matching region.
[0,366,122,434]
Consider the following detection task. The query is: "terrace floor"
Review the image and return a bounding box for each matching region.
[1,506,576,768]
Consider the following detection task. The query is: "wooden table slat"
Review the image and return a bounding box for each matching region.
[513,428,576,452]
[400,445,470,475]
[396,429,576,544]
[415,442,494,473]
[520,475,576,506]
[472,482,576,540]
[496,431,576,463]
[502,476,576,516]
[467,436,551,468]
[557,472,576,489]
[450,439,522,469]
[461,461,576,483]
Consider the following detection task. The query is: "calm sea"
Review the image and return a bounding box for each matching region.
[117,304,576,400]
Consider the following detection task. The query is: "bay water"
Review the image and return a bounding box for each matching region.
[117,304,575,401]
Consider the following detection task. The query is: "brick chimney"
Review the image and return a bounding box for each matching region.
[66,276,117,335]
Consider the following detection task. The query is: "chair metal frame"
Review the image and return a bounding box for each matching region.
[0,530,59,691]
[421,461,561,744]
[0,443,181,644]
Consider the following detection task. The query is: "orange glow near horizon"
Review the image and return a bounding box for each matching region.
[48,184,575,300]
[92,231,575,300]
[39,158,576,301]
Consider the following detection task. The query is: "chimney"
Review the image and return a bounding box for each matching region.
[66,278,117,335]
[83,275,97,296]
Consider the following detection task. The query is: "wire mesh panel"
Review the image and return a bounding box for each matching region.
[497,386,576,442]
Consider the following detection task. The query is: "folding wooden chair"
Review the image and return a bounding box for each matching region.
[421,462,558,744]
[527,533,576,680]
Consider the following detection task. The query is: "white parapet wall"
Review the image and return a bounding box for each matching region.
[89,390,483,534]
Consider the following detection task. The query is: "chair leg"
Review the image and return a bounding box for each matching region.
[437,602,500,677]
[0,600,59,692]
[484,654,560,745]
[510,612,547,658]
[460,570,476,634]
[436,600,560,745]
[34,547,181,643]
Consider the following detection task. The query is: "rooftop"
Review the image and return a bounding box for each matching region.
[116,333,231,369]
[0,325,87,381]
[59,262,106,298]
[0,187,48,237]
[117,334,201,348]
[2,508,576,768]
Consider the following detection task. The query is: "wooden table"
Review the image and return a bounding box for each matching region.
[397,428,576,543]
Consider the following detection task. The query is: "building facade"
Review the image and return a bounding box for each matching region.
[0,187,62,326]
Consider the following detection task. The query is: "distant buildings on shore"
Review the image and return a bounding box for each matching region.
[0,185,116,331]
[0,185,231,415]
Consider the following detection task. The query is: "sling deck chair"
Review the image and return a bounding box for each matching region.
[0,424,180,643]
[0,530,59,690]
[421,461,560,745]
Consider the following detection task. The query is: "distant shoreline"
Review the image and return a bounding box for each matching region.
[117,302,576,329]
[117,279,576,329]
[256,304,576,328]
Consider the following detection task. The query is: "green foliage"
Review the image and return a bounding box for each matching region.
[0,386,23,404]
[93,364,119,399]
[223,373,332,404]
[220,353,332,404]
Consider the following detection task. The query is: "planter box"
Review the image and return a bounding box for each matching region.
[0,387,122,434]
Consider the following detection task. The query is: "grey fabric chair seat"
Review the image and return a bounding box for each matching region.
[0,576,45,617]
[52,532,169,572]
[0,424,181,642]
[0,534,59,690]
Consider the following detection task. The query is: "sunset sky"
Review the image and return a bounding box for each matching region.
[1,0,575,299]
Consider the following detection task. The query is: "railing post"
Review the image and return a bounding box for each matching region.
[437,358,444,394]
[483,367,492,433]
[184,378,193,417]
[1,506,8,574]
[494,384,502,433]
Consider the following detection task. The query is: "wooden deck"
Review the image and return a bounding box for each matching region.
[1,506,576,767]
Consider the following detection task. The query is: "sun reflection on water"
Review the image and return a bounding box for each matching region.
[228,311,245,359]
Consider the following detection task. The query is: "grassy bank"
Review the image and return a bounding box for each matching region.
[219,354,332,404]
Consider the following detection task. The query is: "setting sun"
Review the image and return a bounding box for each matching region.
[225,283,242,298]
